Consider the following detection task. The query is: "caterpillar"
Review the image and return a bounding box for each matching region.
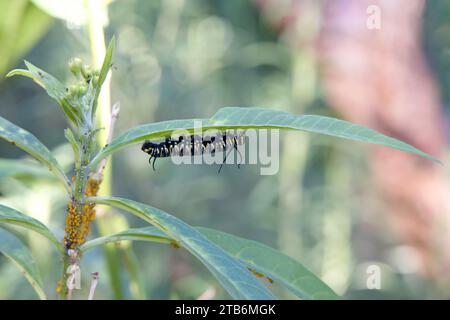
[141,131,245,173]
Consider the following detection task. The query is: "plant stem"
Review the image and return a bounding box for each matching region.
[59,124,94,300]
[59,254,70,300]
[95,102,120,177]
[73,138,91,209]
[88,272,99,300]
[58,0,113,300]
[85,0,127,299]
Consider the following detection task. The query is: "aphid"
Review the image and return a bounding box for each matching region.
[141,131,245,173]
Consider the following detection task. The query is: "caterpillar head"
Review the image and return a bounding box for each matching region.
[141,141,158,155]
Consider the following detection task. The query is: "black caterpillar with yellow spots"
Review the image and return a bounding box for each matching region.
[141,131,245,172]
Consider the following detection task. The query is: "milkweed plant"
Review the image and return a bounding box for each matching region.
[0,37,438,300]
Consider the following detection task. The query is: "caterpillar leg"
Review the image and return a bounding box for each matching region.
[234,140,242,169]
[218,147,234,174]
[149,156,157,171]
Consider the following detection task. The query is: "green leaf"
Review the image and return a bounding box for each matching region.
[31,0,86,25]
[89,197,275,300]
[80,226,337,300]
[199,228,337,299]
[6,68,35,79]
[92,36,115,116]
[0,115,70,191]
[0,158,56,180]
[90,118,207,167]
[0,1,52,78]
[23,60,66,102]
[79,118,213,166]
[0,204,62,253]
[211,108,439,163]
[7,61,80,124]
[13,2,52,63]
[64,128,80,165]
[0,230,47,299]
[90,107,438,168]
[79,227,170,253]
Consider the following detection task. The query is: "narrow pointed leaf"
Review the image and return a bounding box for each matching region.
[210,107,439,163]
[24,61,80,124]
[90,118,207,167]
[92,36,115,115]
[198,227,338,299]
[0,230,47,299]
[98,37,115,88]
[80,226,337,299]
[0,158,55,180]
[91,107,438,168]
[7,61,79,124]
[0,204,62,253]
[6,69,35,80]
[64,128,80,164]
[0,116,69,191]
[23,60,66,103]
[79,227,170,253]
[89,197,275,300]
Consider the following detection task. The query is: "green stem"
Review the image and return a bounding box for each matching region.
[75,138,92,212]
[59,254,70,300]
[59,125,94,299]
[85,0,140,300]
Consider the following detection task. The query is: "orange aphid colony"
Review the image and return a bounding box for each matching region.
[64,178,101,249]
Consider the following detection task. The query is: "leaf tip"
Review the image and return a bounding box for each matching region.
[106,36,116,57]
[5,70,15,78]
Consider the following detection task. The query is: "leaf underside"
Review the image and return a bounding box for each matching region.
[91,107,439,167]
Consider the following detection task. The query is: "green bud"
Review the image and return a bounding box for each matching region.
[68,84,77,95]
[81,65,93,82]
[67,83,87,97]
[92,74,100,86]
[69,58,83,75]
[77,83,87,95]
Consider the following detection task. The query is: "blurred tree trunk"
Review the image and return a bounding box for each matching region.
[318,0,450,278]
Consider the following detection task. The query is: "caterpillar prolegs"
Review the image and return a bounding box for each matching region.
[141,131,246,173]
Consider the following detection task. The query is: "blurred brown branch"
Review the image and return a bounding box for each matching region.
[318,0,449,278]
[255,0,450,282]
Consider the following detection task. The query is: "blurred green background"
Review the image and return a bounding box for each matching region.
[1,0,449,299]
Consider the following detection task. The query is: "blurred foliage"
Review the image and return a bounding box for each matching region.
[0,0,52,77]
[0,0,448,299]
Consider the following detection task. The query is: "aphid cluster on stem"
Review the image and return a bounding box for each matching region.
[141,131,246,172]
[64,178,101,249]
